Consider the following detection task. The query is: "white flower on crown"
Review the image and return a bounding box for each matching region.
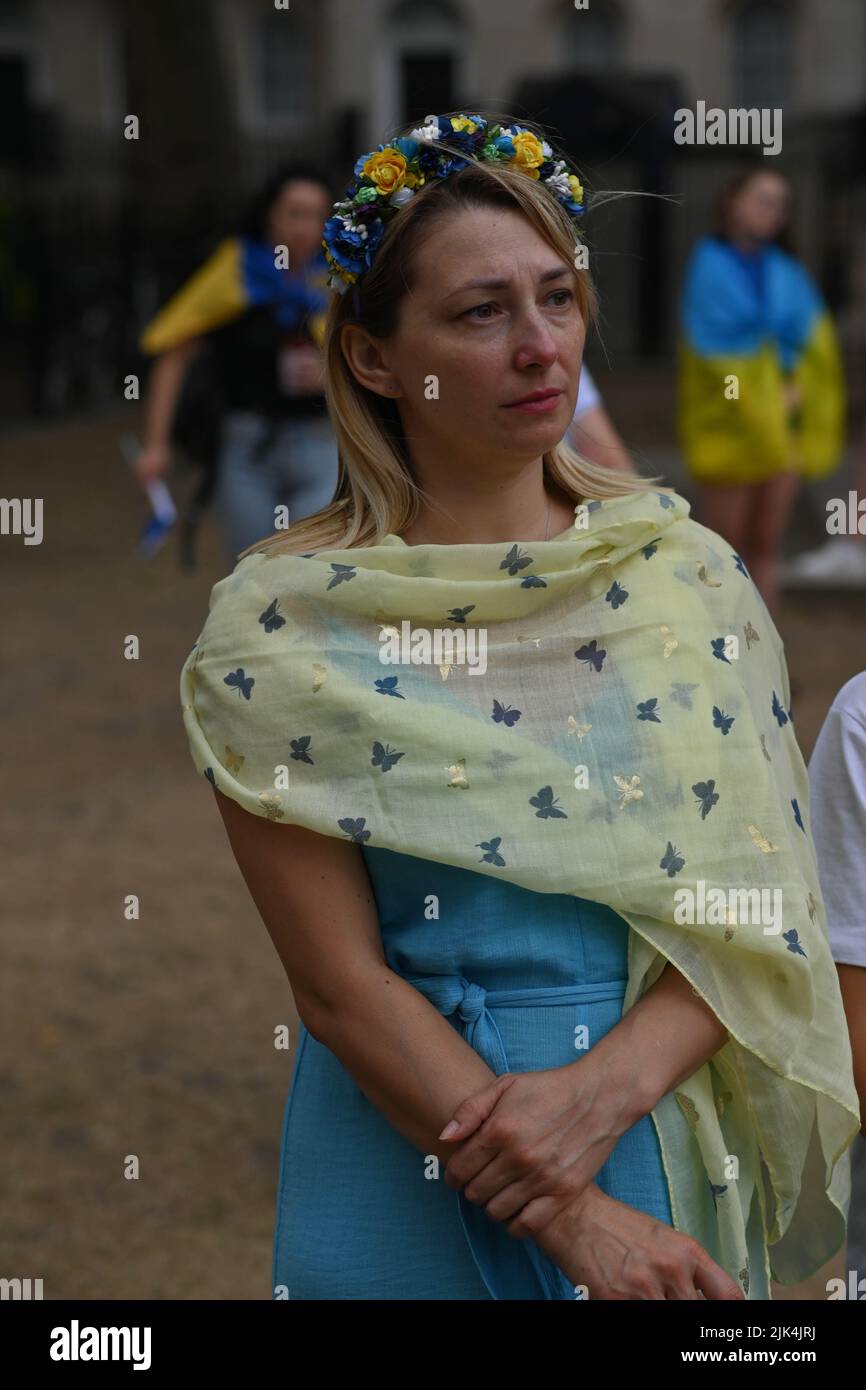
[545,169,573,199]
[409,115,441,142]
[541,140,553,157]
[389,187,415,207]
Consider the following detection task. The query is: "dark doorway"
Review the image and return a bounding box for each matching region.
[400,54,454,128]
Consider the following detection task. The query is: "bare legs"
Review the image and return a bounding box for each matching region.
[700,472,800,614]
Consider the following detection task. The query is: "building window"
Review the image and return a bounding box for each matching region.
[256,6,313,121]
[387,0,463,128]
[560,0,624,71]
[732,0,793,108]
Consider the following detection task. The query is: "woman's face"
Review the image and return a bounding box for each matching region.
[266,179,332,264]
[357,205,586,471]
[727,172,792,243]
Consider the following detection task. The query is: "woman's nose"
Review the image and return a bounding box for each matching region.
[513,311,559,368]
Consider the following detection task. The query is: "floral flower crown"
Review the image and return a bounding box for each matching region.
[321,112,586,295]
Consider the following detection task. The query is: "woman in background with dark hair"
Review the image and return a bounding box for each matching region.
[677,166,845,612]
[135,164,339,568]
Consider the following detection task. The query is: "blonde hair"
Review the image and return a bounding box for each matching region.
[240,111,659,559]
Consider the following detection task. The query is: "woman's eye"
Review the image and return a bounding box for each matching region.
[548,289,573,306]
[465,302,496,320]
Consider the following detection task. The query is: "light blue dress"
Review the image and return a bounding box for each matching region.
[272,844,675,1300]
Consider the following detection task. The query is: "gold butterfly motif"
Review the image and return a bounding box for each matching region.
[744,621,760,649]
[675,1092,700,1132]
[659,625,678,659]
[516,635,544,648]
[446,758,469,789]
[806,892,818,924]
[439,663,454,681]
[312,662,327,692]
[739,1264,750,1297]
[715,1090,734,1116]
[697,563,722,587]
[748,823,778,853]
[258,793,285,821]
[225,744,245,775]
[379,623,401,642]
[613,774,643,807]
[567,716,592,740]
[760,734,772,762]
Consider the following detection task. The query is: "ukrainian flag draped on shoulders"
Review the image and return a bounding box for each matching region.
[678,235,845,484]
[138,237,331,355]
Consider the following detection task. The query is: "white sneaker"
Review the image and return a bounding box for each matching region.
[780,537,866,588]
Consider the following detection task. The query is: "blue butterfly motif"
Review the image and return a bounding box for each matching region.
[290,736,314,764]
[326,563,357,590]
[605,580,629,609]
[670,682,699,710]
[783,929,807,958]
[792,797,804,831]
[448,605,475,623]
[500,544,533,576]
[529,786,568,819]
[259,599,286,633]
[204,767,216,786]
[575,639,607,672]
[371,741,405,772]
[692,779,719,819]
[492,699,522,727]
[477,836,506,867]
[338,817,371,844]
[520,573,547,588]
[660,841,685,876]
[709,1181,728,1211]
[657,492,675,509]
[710,637,731,664]
[732,553,749,577]
[637,697,661,723]
[374,676,406,699]
[585,500,602,514]
[771,691,789,727]
[224,667,255,700]
[642,542,659,559]
[712,705,735,735]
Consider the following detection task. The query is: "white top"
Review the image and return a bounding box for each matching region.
[808,670,866,967]
[572,364,600,420]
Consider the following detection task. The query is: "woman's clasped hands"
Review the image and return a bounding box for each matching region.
[437,1061,744,1301]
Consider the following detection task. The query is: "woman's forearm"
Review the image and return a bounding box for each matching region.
[143,338,202,448]
[573,960,730,1126]
[307,970,499,1165]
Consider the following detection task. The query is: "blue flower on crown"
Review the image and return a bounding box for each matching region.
[322,214,385,278]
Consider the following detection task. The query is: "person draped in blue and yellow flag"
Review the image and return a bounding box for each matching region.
[677,167,845,612]
[135,165,339,568]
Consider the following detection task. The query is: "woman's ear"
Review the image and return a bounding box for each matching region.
[340,323,402,399]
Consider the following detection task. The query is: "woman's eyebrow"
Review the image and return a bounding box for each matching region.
[444,264,573,299]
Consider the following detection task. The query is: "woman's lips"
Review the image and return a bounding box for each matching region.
[504,391,563,414]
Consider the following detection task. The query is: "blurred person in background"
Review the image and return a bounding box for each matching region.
[808,670,866,1290]
[678,167,846,612]
[565,362,634,473]
[135,164,339,568]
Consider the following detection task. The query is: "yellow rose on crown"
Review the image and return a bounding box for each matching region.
[362,148,408,197]
[509,131,545,178]
[450,116,480,134]
[568,173,584,203]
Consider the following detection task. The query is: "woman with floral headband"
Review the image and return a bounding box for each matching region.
[180,113,859,1300]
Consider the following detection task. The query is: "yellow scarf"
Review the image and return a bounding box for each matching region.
[180,488,859,1288]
